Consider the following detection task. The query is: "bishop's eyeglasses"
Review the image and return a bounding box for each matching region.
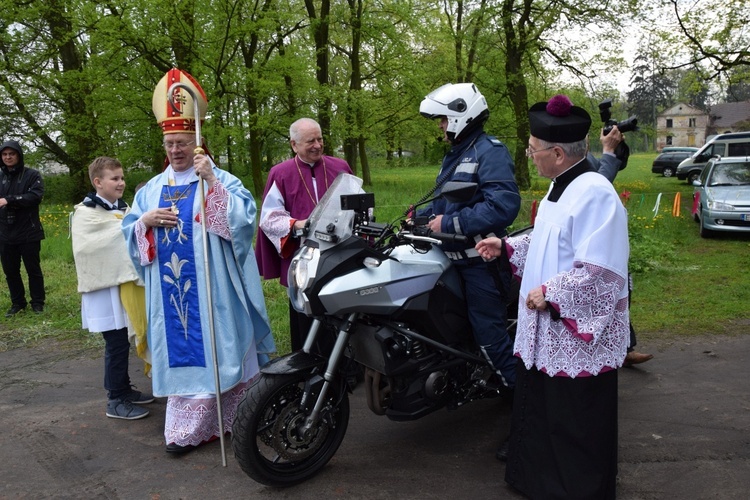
[163,140,196,150]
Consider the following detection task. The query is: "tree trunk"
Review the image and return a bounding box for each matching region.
[44,0,101,200]
[501,1,530,190]
[344,0,365,176]
[305,0,333,154]
[358,136,371,186]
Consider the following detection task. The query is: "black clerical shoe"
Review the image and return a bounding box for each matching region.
[5,304,26,317]
[31,304,44,314]
[166,443,197,454]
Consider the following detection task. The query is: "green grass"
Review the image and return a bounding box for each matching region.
[596,153,750,340]
[2,153,748,355]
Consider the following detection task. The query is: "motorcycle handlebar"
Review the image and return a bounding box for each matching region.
[402,223,469,245]
[404,224,470,245]
[429,231,469,245]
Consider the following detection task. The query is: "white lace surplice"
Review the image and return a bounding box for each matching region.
[259,210,293,255]
[506,172,630,378]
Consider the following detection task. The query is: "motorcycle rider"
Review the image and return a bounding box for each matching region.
[418,83,521,394]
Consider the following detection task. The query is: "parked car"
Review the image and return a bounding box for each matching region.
[677,132,750,184]
[692,156,750,238]
[661,146,699,153]
[652,151,694,177]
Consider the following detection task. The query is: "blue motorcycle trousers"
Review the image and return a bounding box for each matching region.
[453,258,516,389]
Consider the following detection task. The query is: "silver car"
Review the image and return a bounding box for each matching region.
[692,156,750,237]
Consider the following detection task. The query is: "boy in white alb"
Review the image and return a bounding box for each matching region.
[71,157,154,420]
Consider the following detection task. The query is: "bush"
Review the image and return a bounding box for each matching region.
[42,174,78,204]
[42,168,159,205]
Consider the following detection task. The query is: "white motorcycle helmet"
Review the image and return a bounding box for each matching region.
[420,83,489,142]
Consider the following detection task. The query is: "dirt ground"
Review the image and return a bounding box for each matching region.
[1,333,749,499]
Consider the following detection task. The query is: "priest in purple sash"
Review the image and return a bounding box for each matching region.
[255,118,352,351]
[122,68,275,454]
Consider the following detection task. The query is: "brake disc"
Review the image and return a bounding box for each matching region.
[271,403,330,461]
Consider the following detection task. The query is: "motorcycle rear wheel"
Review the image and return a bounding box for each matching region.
[232,373,350,487]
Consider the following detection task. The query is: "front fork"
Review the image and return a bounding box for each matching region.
[299,312,357,436]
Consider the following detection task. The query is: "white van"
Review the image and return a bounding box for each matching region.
[676,132,750,183]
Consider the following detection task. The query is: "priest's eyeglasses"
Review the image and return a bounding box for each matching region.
[525,145,555,157]
[163,140,196,150]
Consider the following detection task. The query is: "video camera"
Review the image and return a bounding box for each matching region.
[598,98,638,136]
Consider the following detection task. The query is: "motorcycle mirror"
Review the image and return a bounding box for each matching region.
[440,181,478,203]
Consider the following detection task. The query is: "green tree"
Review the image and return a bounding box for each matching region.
[490,0,643,189]
[668,0,750,78]
[0,0,106,198]
[675,67,711,111]
[725,67,750,102]
[627,48,675,126]
[0,0,646,200]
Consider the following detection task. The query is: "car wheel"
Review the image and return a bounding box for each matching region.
[688,171,700,184]
[662,167,674,177]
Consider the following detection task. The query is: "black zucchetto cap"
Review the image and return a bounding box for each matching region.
[528,94,591,143]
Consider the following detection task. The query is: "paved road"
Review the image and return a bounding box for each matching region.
[1,333,749,499]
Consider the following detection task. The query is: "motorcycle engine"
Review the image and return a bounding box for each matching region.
[424,370,449,400]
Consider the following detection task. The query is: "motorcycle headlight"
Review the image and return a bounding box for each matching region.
[288,245,320,313]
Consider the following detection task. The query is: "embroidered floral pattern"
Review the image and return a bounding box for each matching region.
[160,218,189,245]
[260,209,293,253]
[164,377,255,446]
[163,252,191,339]
[507,233,531,279]
[203,181,231,240]
[514,261,629,378]
[159,185,192,245]
[135,219,153,265]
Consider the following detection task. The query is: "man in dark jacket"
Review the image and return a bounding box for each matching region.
[0,140,45,316]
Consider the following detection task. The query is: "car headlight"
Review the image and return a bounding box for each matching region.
[288,245,320,313]
[707,200,735,211]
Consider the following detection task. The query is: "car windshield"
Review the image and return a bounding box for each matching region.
[707,162,750,186]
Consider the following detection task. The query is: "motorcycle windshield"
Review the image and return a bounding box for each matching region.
[305,173,364,251]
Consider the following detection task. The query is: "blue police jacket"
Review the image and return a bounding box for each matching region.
[419,128,521,252]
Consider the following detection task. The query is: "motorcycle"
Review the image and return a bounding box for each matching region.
[232,173,519,487]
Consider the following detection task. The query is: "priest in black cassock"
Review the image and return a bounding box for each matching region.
[476,94,630,499]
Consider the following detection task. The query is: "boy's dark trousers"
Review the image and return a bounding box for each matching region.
[102,327,132,401]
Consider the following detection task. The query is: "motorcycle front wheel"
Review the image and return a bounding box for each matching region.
[232,373,350,487]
